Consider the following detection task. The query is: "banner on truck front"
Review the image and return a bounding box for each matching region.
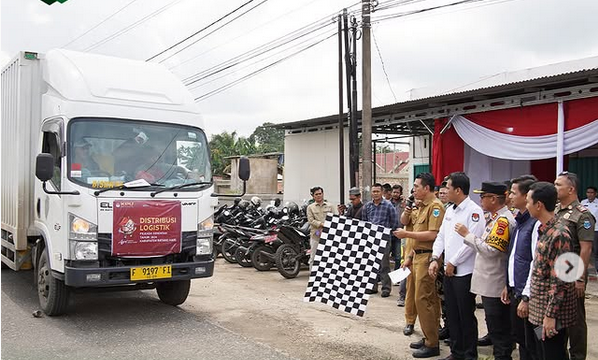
[112,200,181,256]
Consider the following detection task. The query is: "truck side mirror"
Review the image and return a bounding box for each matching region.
[238,156,250,181]
[36,153,54,182]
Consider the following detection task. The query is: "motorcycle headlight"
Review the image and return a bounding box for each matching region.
[197,216,213,255]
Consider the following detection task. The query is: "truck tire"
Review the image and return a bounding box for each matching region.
[156,280,191,306]
[251,245,274,271]
[275,244,300,279]
[37,250,70,316]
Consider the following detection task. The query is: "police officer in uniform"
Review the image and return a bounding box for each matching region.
[457,181,516,360]
[554,172,596,360]
[395,173,444,358]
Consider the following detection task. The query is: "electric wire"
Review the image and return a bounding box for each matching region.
[193,32,336,102]
[62,0,139,49]
[83,0,184,52]
[147,0,266,62]
[371,28,397,102]
[168,0,324,71]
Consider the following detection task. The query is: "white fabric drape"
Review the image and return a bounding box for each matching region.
[453,115,598,160]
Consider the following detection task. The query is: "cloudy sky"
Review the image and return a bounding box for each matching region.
[2,0,598,137]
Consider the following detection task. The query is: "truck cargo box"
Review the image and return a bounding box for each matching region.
[1,52,43,269]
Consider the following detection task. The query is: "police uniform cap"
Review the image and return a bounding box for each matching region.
[473,181,508,196]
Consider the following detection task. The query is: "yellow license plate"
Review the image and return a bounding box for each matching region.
[130,265,172,281]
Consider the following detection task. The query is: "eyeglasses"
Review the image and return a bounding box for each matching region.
[480,194,496,199]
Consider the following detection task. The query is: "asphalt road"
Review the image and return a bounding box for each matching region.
[0,269,295,360]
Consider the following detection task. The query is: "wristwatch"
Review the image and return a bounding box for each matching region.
[521,295,530,303]
[429,255,439,264]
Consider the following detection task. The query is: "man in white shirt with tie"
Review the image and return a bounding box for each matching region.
[429,172,485,360]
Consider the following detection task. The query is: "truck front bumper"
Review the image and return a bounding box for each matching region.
[64,259,214,287]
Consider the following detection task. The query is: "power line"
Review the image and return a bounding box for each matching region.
[372,0,508,23]
[168,0,324,71]
[62,0,139,49]
[193,32,336,102]
[371,28,397,102]
[183,17,335,86]
[147,0,266,62]
[83,0,184,52]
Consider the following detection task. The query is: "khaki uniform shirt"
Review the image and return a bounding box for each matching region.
[555,200,595,255]
[465,205,516,298]
[407,196,445,251]
[307,201,336,239]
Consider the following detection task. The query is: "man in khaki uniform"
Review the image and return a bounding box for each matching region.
[307,186,336,265]
[554,172,596,360]
[395,173,445,358]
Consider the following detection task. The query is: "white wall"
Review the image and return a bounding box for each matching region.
[409,135,431,188]
[284,128,351,206]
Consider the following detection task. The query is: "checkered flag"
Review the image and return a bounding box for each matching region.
[303,214,390,317]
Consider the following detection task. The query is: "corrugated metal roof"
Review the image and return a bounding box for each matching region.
[275,56,598,131]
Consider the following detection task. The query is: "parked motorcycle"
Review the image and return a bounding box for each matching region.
[275,222,311,279]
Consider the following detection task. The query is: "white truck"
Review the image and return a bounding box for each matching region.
[1,50,249,315]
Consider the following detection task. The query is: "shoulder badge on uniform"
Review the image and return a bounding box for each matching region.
[433,208,440,218]
[472,213,480,222]
[577,204,588,213]
[584,220,592,230]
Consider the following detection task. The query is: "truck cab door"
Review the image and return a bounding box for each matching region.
[36,119,67,272]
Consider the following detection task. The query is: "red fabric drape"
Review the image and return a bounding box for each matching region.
[466,97,598,136]
[530,156,570,182]
[433,118,464,182]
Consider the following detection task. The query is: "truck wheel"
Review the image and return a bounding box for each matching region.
[275,244,300,279]
[251,245,274,271]
[37,250,70,316]
[156,280,191,306]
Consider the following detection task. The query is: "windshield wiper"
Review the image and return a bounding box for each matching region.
[93,183,163,196]
[150,181,213,197]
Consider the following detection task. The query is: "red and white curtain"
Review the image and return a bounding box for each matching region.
[432,97,598,186]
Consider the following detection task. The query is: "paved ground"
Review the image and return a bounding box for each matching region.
[2,259,598,360]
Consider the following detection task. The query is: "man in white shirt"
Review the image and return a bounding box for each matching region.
[581,186,598,273]
[429,172,485,360]
[501,175,541,360]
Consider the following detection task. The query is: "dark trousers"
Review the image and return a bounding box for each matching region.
[532,325,569,360]
[444,274,477,360]
[567,296,587,360]
[509,293,538,360]
[390,236,401,270]
[375,244,392,293]
[482,296,513,360]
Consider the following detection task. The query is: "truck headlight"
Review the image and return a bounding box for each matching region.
[197,216,213,255]
[69,214,98,260]
[70,241,98,260]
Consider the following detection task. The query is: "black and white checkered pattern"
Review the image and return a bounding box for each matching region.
[303,214,390,317]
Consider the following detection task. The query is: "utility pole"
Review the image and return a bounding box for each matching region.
[337,13,345,204]
[361,0,372,200]
[350,17,358,189]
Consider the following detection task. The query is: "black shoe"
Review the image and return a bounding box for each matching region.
[365,288,378,295]
[477,334,492,347]
[410,338,425,349]
[381,290,390,297]
[438,327,450,340]
[412,345,440,358]
[404,324,415,336]
[443,338,451,345]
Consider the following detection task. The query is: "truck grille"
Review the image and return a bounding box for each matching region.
[96,231,197,267]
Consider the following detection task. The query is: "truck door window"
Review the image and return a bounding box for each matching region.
[42,132,62,190]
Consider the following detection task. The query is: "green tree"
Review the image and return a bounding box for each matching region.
[209,131,256,176]
[249,122,284,153]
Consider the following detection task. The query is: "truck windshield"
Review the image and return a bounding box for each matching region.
[68,118,212,190]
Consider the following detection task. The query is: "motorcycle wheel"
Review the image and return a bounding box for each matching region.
[235,247,253,267]
[251,245,274,271]
[275,244,301,279]
[221,238,237,263]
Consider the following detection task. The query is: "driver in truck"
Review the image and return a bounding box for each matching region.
[72,138,101,177]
